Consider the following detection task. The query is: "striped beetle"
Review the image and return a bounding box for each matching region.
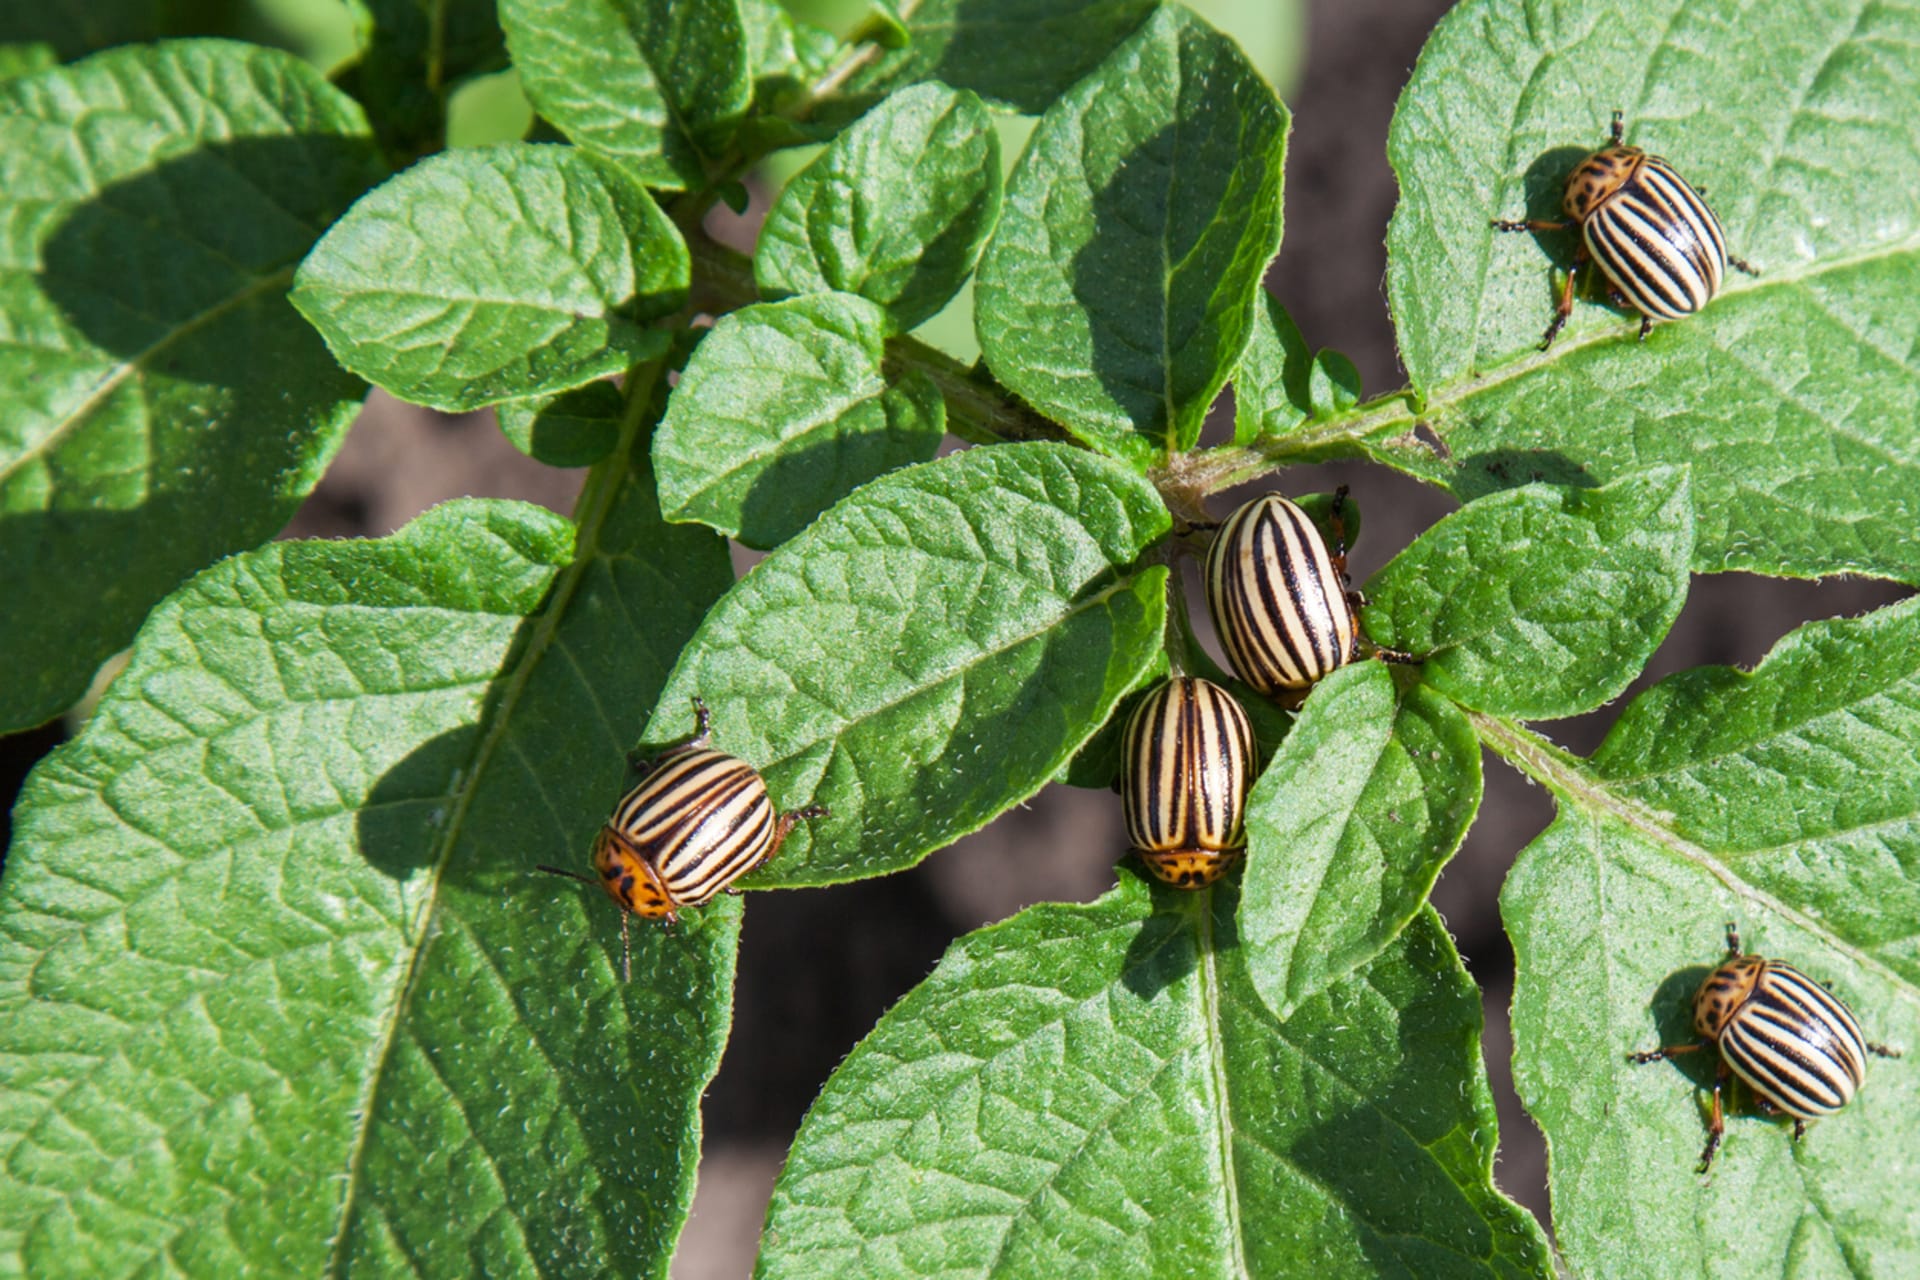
[1493,111,1756,348]
[1631,924,1900,1171]
[539,697,827,981]
[1204,490,1366,697]
[1121,677,1256,888]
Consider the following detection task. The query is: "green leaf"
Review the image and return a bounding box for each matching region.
[1493,594,1920,1275]
[760,876,1554,1278]
[1240,661,1481,1020]
[739,0,837,109]
[0,41,383,734]
[1379,0,1920,583]
[833,0,1157,116]
[1306,348,1360,418]
[497,379,624,467]
[498,0,749,191]
[653,293,945,549]
[756,83,1003,332]
[0,435,738,1274]
[654,441,1171,885]
[1592,595,1920,975]
[0,0,241,63]
[292,142,687,412]
[336,0,508,157]
[1232,289,1312,444]
[974,6,1289,466]
[0,43,56,79]
[1363,467,1693,720]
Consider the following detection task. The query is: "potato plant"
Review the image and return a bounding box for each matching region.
[1,0,1916,1276]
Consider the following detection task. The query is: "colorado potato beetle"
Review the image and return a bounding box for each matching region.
[1204,491,1361,696]
[1631,924,1900,1171]
[1121,676,1256,888]
[539,697,827,980]
[1493,111,1756,348]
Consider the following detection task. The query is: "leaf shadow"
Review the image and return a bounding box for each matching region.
[7,135,383,719]
[1634,963,1721,1092]
[1495,143,1651,327]
[1448,446,1598,503]
[728,405,942,551]
[1118,872,1207,999]
[1270,920,1553,1273]
[36,133,384,377]
[355,725,479,880]
[1066,118,1230,456]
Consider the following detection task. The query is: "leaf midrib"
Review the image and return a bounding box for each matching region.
[754,568,1156,776]
[1474,711,1920,1013]
[0,264,297,491]
[1174,226,1920,496]
[321,371,652,1276]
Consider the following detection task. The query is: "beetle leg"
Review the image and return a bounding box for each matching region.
[1490,217,1574,233]
[1540,246,1587,349]
[1697,1058,1729,1173]
[1327,485,1353,583]
[1609,110,1625,146]
[1722,922,1743,957]
[1370,644,1424,667]
[1867,1042,1904,1059]
[1636,314,1653,342]
[688,696,713,748]
[1629,1039,1708,1065]
[1729,254,1759,277]
[761,804,831,871]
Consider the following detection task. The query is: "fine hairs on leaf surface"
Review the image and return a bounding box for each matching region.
[3,0,1919,1275]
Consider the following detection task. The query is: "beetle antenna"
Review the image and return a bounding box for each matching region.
[536,864,597,885]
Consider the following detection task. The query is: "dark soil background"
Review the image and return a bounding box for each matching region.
[0,3,1907,1274]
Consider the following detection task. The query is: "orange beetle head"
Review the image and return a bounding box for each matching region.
[591,826,677,921]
